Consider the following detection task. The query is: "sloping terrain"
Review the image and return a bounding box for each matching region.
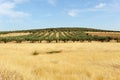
[0,28,120,43]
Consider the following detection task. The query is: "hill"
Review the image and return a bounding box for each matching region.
[0,27,120,43]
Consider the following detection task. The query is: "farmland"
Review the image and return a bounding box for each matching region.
[0,28,120,43]
[0,28,120,80]
[0,43,120,80]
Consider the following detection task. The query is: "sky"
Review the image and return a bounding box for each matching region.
[0,0,120,31]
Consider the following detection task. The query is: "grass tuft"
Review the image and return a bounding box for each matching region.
[46,50,62,54]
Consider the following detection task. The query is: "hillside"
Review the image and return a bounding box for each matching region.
[0,27,120,43]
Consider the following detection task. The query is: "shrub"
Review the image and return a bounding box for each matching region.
[1,38,9,43]
[32,51,39,55]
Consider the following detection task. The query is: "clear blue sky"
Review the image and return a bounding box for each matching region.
[0,0,120,31]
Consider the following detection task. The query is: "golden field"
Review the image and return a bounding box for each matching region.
[0,42,120,80]
[86,32,120,38]
[0,32,30,37]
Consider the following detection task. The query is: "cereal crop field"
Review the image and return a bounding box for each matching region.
[0,42,120,80]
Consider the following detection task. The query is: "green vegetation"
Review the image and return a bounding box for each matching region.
[0,28,119,43]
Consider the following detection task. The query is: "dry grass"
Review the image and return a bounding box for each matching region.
[0,43,120,80]
[0,32,30,37]
[86,32,120,38]
[0,69,23,80]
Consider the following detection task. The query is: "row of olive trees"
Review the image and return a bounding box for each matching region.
[59,31,115,42]
[0,31,119,43]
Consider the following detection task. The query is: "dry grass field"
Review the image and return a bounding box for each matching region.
[0,32,30,37]
[0,42,120,80]
[86,32,120,38]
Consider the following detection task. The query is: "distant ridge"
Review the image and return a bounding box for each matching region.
[0,27,120,34]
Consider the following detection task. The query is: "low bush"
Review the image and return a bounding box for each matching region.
[32,51,39,55]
